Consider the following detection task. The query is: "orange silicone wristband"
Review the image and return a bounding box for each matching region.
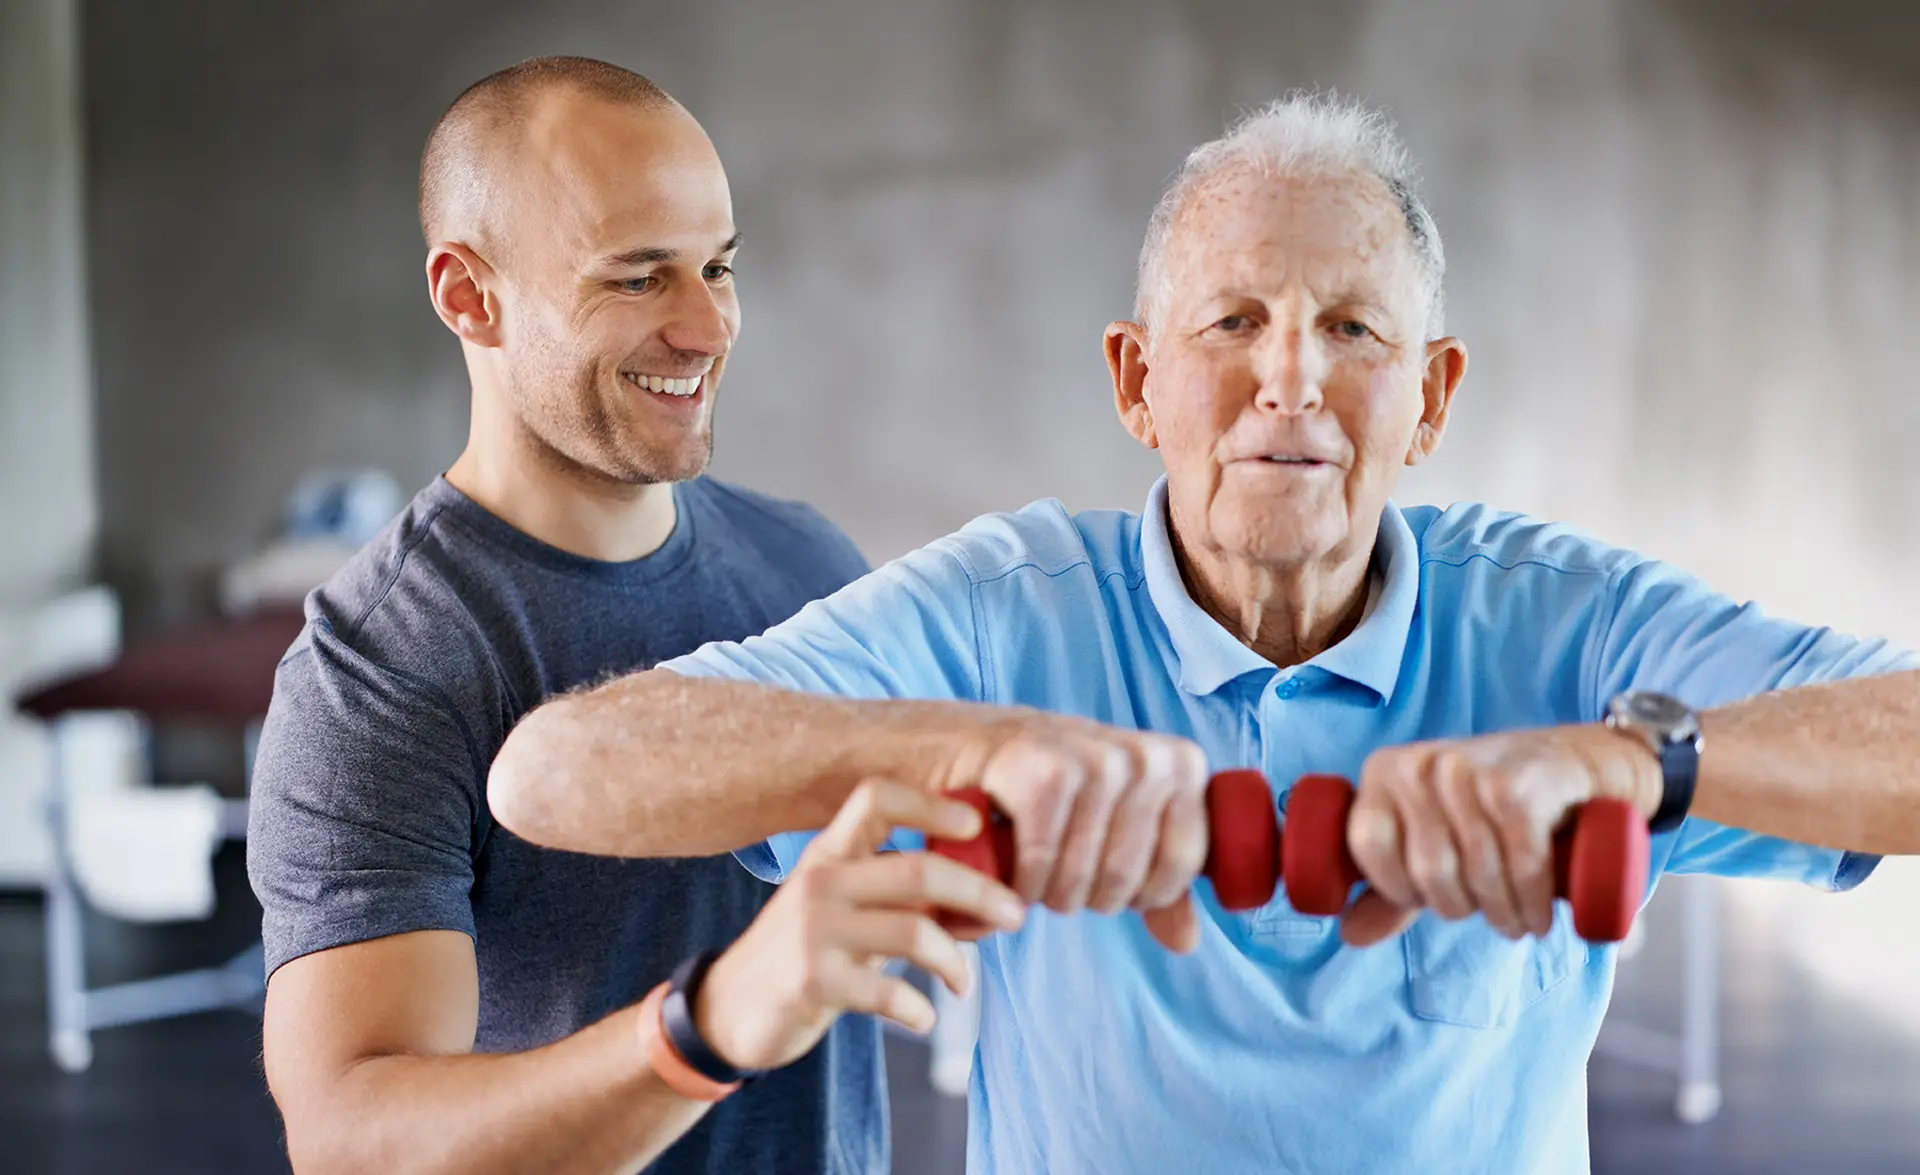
[638,982,740,1102]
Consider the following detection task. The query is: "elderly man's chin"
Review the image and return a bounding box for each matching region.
[1205,492,1356,570]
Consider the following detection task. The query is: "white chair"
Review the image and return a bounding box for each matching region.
[22,607,301,1073]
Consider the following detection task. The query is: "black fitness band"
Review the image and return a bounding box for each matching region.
[661,950,765,1087]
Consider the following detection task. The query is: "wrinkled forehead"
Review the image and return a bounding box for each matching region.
[1161,165,1422,317]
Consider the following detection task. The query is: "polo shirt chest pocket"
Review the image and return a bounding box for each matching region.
[1402,914,1587,1028]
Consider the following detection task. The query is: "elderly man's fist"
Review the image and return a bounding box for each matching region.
[966,721,1213,953]
[1342,723,1662,946]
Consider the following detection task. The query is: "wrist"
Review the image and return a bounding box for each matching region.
[1600,690,1704,832]
[691,949,750,1072]
[637,981,739,1103]
[665,949,766,1088]
[1595,722,1665,818]
[911,705,1035,795]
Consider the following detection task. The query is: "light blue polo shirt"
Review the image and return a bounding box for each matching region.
[664,478,1912,1174]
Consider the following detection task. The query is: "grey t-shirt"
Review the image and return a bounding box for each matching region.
[247,474,886,1174]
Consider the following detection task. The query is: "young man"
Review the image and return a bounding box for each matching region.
[246,57,1024,1175]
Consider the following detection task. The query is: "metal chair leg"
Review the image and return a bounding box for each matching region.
[43,717,92,1073]
[1676,876,1723,1123]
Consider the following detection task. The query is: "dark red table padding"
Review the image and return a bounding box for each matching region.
[17,607,306,725]
[929,770,1649,943]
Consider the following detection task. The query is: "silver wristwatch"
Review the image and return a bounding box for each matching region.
[1603,690,1703,834]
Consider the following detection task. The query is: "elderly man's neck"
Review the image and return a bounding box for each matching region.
[1174,539,1372,669]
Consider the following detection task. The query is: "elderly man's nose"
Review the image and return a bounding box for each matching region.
[660,283,733,356]
[1254,322,1326,414]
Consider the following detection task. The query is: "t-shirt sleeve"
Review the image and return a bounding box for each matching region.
[247,625,488,978]
[661,540,985,882]
[1588,557,1920,889]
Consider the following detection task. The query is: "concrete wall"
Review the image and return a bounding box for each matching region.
[2,0,95,612]
[81,0,1920,645]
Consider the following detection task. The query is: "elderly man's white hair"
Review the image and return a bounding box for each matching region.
[1136,91,1447,340]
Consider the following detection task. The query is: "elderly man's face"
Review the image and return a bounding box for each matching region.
[1110,167,1464,575]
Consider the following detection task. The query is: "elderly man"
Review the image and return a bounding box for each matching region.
[490,94,1920,1172]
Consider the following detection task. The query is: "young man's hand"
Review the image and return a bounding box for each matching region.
[695,779,1027,1072]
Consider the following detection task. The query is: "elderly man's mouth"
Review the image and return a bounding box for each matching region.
[1233,455,1338,471]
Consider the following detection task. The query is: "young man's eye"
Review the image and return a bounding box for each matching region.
[704,263,735,282]
[617,276,655,294]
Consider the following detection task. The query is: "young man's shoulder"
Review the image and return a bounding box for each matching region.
[278,482,517,733]
[688,476,870,582]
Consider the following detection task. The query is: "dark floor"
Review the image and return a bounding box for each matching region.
[4,848,1918,1174]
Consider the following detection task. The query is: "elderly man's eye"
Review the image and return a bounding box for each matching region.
[1333,319,1373,340]
[617,276,656,294]
[1214,315,1253,332]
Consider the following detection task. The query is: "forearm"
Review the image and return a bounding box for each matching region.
[490,671,1020,858]
[1691,669,1920,854]
[287,1004,705,1175]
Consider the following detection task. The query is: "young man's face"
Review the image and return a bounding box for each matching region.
[494,94,742,486]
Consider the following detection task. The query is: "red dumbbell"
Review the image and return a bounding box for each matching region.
[929,770,1650,942]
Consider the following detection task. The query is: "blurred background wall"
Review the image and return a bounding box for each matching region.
[2,0,94,612]
[76,0,1920,649]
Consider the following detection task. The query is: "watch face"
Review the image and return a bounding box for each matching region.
[1626,692,1688,724]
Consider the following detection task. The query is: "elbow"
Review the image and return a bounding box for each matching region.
[277,1086,381,1175]
[284,1128,351,1175]
[488,706,570,849]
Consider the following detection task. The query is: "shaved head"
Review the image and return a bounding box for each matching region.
[419,56,676,250]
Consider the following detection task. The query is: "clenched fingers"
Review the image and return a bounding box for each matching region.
[1430,753,1526,938]
[1044,739,1134,913]
[1347,768,1418,910]
[1109,739,1209,915]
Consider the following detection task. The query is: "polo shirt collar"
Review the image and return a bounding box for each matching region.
[1139,475,1418,703]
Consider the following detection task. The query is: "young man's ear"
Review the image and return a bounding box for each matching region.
[426,243,505,348]
[1405,337,1467,466]
[1105,320,1157,450]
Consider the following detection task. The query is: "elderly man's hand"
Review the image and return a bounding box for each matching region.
[1340,724,1662,946]
[967,720,1213,953]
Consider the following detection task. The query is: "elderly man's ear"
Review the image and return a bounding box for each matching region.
[1106,320,1157,449]
[1407,337,1468,466]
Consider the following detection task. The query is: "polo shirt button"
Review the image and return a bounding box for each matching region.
[1277,679,1301,699]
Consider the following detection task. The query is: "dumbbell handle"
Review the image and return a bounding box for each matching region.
[929,771,1649,943]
